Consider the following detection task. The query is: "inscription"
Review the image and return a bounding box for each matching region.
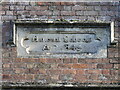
[16,27,110,58]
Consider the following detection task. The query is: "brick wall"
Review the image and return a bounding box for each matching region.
[1,2,120,87]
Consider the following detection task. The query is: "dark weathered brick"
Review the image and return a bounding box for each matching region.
[94,6,101,11]
[63,6,72,11]
[0,11,5,15]
[61,11,75,16]
[97,64,113,69]
[26,6,48,11]
[2,5,9,10]
[1,15,16,20]
[16,2,30,6]
[84,11,98,15]
[52,11,60,15]
[85,6,94,11]
[36,11,52,15]
[1,1,119,86]
[57,64,73,69]
[76,11,84,16]
[72,6,85,10]
[6,11,14,15]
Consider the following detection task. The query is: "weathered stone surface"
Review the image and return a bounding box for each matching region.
[15,22,110,58]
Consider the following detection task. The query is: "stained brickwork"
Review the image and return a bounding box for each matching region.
[1,1,120,87]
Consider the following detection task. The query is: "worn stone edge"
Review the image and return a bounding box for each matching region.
[2,82,120,88]
[14,19,111,24]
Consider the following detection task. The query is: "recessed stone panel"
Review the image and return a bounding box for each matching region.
[15,23,110,58]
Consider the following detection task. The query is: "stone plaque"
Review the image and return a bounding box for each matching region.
[15,23,110,58]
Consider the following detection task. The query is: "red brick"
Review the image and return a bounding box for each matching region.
[85,59,97,63]
[14,68,26,74]
[13,58,22,63]
[36,2,44,5]
[88,74,98,80]
[88,64,97,69]
[87,80,102,84]
[25,74,34,80]
[61,11,75,16]
[108,48,118,53]
[51,75,59,80]
[38,69,46,74]
[21,58,33,63]
[102,70,110,75]
[3,68,14,74]
[63,58,77,63]
[108,52,118,58]
[36,2,52,6]
[74,75,87,82]
[62,69,76,74]
[27,63,35,68]
[2,74,11,80]
[72,64,88,69]
[110,70,119,75]
[96,58,109,63]
[85,70,101,75]
[61,2,76,5]
[47,69,62,75]
[12,74,26,81]
[102,80,118,84]
[3,63,11,68]
[46,58,63,64]
[97,64,113,69]
[27,68,41,74]
[49,64,57,69]
[109,58,119,63]
[52,2,61,5]
[2,5,9,10]
[0,5,2,10]
[11,63,26,68]
[78,58,86,63]
[76,70,85,75]
[36,58,47,63]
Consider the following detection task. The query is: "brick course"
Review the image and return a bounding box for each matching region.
[1,1,120,88]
